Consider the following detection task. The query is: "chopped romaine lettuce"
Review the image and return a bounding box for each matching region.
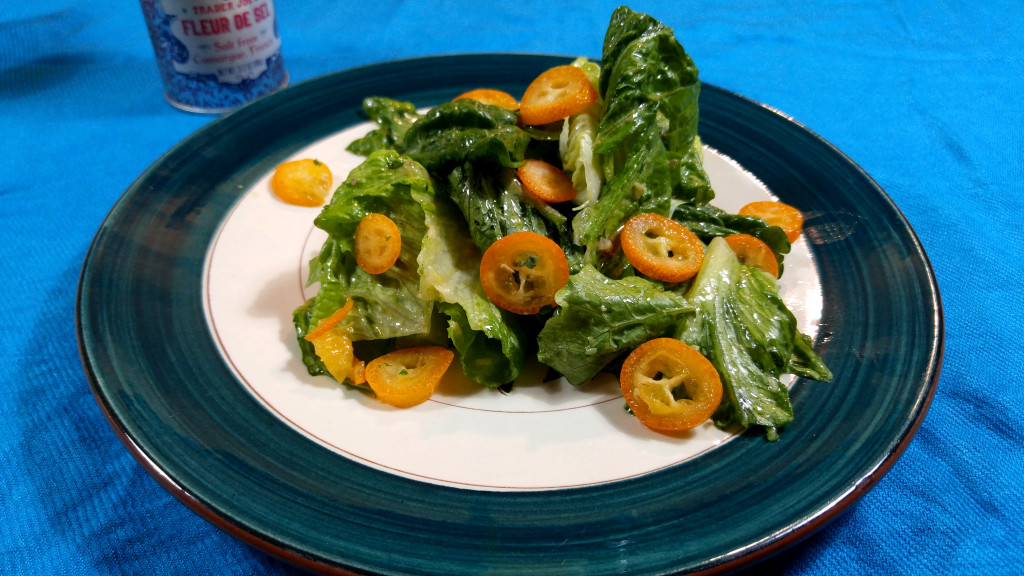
[445,163,552,254]
[572,6,712,272]
[303,150,434,342]
[674,237,830,440]
[559,58,604,219]
[537,266,693,386]
[416,178,528,387]
[347,96,422,156]
[400,98,530,173]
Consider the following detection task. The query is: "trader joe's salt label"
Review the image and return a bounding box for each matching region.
[140,0,288,112]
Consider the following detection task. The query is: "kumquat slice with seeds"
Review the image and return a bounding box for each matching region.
[620,213,705,283]
[620,338,723,432]
[479,231,570,315]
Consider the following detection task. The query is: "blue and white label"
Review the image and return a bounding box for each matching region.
[159,0,280,85]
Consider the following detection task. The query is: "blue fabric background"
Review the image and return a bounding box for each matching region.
[2,1,1021,574]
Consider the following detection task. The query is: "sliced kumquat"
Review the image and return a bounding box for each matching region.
[519,65,598,126]
[479,231,570,315]
[304,299,355,342]
[271,158,333,207]
[453,88,520,110]
[517,159,578,204]
[620,338,723,432]
[724,233,779,278]
[365,346,455,408]
[738,201,804,243]
[349,359,366,387]
[620,213,705,283]
[304,300,366,386]
[354,213,402,274]
[308,329,366,386]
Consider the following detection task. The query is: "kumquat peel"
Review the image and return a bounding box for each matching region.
[724,233,779,278]
[304,299,366,386]
[517,159,578,204]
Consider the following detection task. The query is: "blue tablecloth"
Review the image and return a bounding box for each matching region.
[2,1,1021,574]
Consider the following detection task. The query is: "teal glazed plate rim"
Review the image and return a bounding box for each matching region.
[77,54,943,575]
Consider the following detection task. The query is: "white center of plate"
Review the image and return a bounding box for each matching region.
[203,121,823,491]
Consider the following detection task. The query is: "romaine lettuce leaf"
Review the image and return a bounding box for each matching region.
[597,6,701,155]
[537,265,693,386]
[667,136,715,206]
[292,298,327,375]
[560,107,602,212]
[789,331,834,382]
[559,58,604,220]
[301,150,434,343]
[440,303,527,388]
[400,98,530,173]
[675,237,830,440]
[572,7,712,271]
[346,97,422,156]
[417,174,528,387]
[446,162,553,254]
[573,121,672,267]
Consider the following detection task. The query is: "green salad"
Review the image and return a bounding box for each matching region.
[292,6,832,440]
